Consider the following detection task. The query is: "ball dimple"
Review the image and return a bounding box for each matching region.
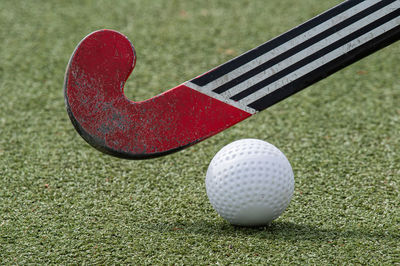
[205,139,294,227]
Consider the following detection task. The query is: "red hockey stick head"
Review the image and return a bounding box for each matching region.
[64,30,250,159]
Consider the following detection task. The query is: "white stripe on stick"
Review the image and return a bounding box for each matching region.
[221,1,398,99]
[241,17,400,106]
[198,0,377,92]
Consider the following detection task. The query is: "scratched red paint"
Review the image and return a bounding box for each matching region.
[65,30,250,159]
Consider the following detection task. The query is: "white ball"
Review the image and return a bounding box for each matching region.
[205,139,294,226]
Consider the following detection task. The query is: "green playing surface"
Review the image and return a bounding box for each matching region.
[0,0,399,264]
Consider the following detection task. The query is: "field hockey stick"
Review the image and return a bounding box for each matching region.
[64,0,400,159]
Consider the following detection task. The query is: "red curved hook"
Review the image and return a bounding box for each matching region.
[64,30,250,159]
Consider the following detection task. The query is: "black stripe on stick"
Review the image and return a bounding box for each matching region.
[230,8,400,101]
[214,0,396,95]
[247,25,400,112]
[190,0,362,87]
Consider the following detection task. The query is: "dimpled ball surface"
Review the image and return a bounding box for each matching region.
[205,139,294,226]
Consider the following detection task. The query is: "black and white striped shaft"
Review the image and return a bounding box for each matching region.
[186,0,400,114]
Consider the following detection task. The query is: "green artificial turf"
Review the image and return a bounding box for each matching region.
[0,0,399,264]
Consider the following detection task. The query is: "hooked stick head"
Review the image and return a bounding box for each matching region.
[64,30,250,159]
